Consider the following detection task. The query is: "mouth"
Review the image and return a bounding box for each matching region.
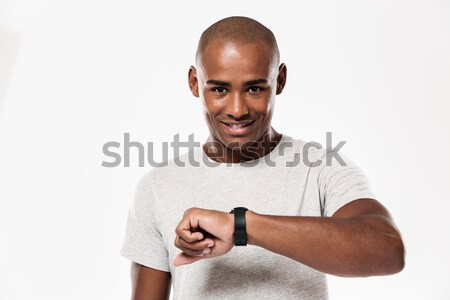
[220,120,256,135]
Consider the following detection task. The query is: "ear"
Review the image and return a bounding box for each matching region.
[188,66,199,97]
[276,63,287,95]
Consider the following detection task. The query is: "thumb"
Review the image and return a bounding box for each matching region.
[173,251,206,267]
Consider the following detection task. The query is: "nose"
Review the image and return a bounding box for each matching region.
[226,91,249,120]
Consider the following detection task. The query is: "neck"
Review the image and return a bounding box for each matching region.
[203,127,282,163]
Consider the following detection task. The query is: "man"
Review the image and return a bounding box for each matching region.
[120,16,405,299]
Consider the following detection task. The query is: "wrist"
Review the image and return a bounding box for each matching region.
[229,207,250,246]
[245,210,257,245]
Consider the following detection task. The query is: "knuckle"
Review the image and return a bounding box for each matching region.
[184,207,199,217]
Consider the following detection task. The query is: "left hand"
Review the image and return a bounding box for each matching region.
[173,207,234,267]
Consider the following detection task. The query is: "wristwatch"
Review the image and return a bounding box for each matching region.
[229,207,248,246]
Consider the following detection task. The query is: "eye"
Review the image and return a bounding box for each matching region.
[212,87,228,94]
[247,86,264,93]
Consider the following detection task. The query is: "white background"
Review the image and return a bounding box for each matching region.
[0,0,449,299]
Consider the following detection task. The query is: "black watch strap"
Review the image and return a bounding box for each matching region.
[230,207,248,246]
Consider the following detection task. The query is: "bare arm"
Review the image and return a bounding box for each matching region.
[130,262,171,300]
[246,198,405,277]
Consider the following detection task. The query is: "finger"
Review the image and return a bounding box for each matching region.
[176,237,215,252]
[175,215,203,243]
[175,239,214,256]
[174,236,214,256]
[173,251,209,267]
[176,245,212,257]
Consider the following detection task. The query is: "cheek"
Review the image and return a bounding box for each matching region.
[252,97,273,115]
[203,97,223,115]
[202,103,218,126]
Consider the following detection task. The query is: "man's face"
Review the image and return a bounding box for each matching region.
[189,40,286,150]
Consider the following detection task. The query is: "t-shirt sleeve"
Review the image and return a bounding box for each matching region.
[119,171,170,272]
[317,149,377,217]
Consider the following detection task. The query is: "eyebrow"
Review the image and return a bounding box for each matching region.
[206,79,268,87]
[206,80,231,87]
[243,79,268,86]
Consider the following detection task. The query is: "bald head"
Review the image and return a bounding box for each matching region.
[195,16,280,67]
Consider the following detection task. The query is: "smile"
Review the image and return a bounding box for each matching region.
[220,120,256,135]
[222,120,255,128]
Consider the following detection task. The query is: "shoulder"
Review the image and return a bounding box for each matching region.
[278,134,328,167]
[280,134,359,170]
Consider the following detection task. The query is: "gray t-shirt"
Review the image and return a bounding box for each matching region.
[120,133,376,299]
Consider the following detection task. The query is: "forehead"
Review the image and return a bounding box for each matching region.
[198,40,276,82]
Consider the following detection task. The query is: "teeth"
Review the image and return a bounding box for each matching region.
[224,121,253,129]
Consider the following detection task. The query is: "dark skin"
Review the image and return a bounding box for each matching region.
[192,40,286,163]
[130,40,405,298]
[130,262,171,300]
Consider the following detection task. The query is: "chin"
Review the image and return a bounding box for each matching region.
[221,135,259,150]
